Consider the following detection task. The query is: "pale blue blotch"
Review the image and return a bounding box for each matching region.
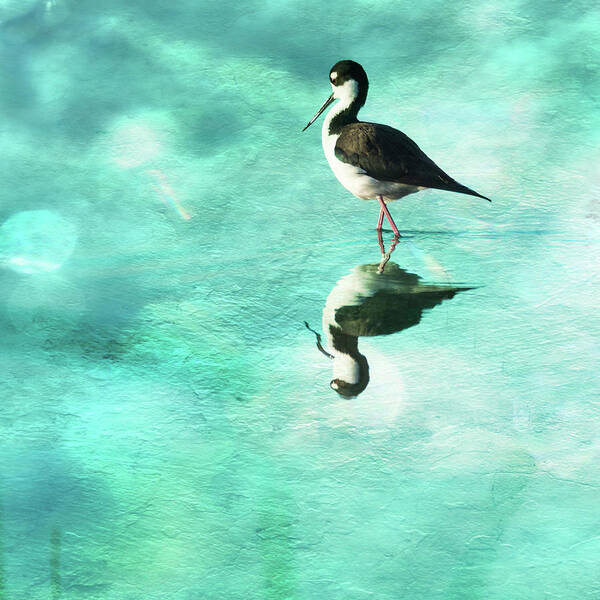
[0,210,77,275]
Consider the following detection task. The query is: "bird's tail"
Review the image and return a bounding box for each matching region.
[405,172,491,201]
[445,180,491,202]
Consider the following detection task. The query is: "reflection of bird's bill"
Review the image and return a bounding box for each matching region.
[304,321,333,359]
[302,93,335,131]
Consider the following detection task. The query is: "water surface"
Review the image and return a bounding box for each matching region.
[1,1,599,598]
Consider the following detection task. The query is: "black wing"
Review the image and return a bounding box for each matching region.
[334,122,490,201]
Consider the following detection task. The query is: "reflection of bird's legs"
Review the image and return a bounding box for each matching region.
[377,233,400,274]
[388,234,399,255]
[376,195,400,237]
[377,228,385,256]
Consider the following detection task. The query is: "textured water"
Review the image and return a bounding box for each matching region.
[1,1,599,598]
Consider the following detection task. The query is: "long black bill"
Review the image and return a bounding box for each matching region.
[302,93,335,131]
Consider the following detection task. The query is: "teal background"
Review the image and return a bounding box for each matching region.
[1,0,599,598]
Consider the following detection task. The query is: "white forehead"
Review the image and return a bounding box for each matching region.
[330,71,337,81]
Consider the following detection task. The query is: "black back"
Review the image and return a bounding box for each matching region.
[335,122,490,200]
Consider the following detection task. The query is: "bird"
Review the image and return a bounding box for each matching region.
[303,60,490,236]
[319,261,474,397]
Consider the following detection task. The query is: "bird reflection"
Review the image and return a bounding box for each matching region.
[310,234,474,397]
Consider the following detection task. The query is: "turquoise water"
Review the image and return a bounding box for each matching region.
[1,1,599,598]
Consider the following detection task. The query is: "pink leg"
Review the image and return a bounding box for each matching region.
[376,195,400,237]
[376,208,384,231]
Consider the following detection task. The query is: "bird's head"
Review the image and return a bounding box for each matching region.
[328,60,368,103]
[303,60,369,131]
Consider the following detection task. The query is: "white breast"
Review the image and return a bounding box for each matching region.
[321,120,379,200]
[320,95,421,202]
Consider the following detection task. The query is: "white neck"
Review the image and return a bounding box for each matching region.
[321,79,359,138]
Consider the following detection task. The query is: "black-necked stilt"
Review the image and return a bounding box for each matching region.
[303,60,490,236]
[319,260,474,397]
